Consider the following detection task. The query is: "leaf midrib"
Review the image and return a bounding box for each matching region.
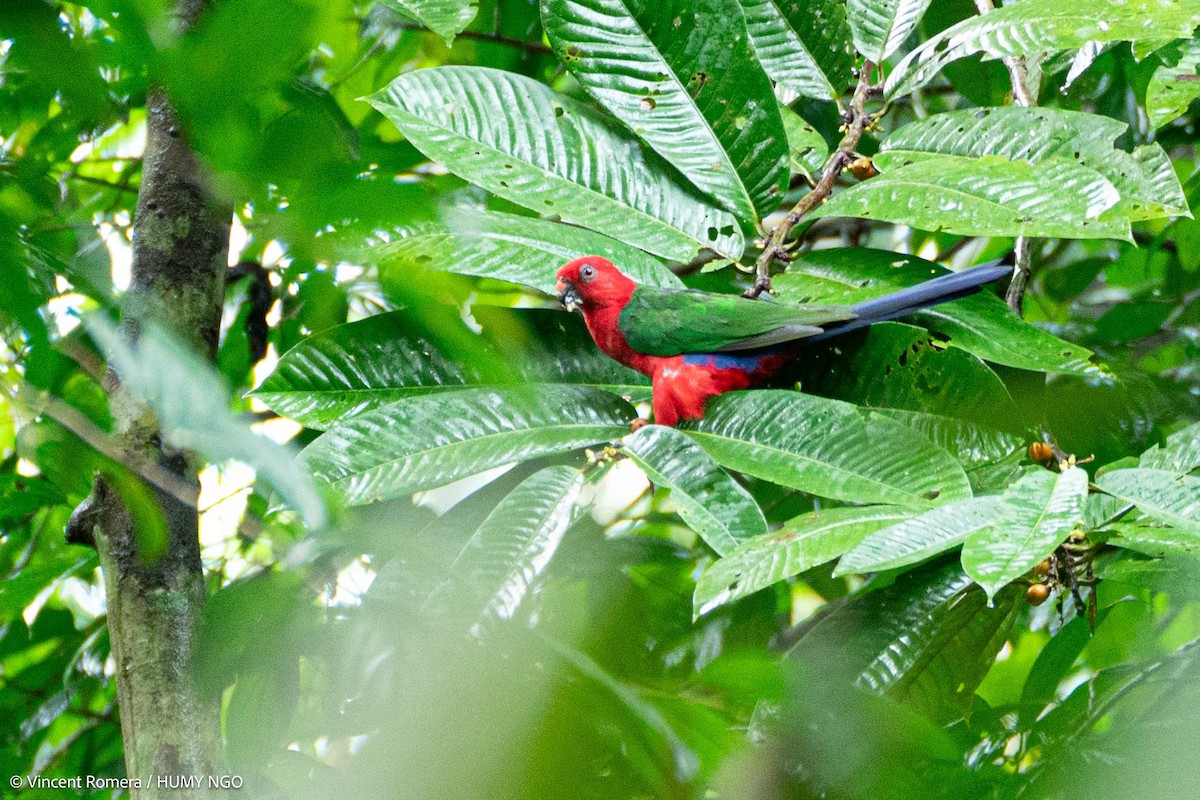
[684,427,939,503]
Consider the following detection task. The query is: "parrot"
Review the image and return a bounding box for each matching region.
[555,256,1010,426]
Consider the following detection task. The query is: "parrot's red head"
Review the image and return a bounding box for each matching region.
[555,256,637,313]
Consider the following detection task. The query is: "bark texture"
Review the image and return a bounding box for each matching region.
[69,11,232,794]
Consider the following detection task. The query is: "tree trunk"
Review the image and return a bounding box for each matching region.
[66,4,232,794]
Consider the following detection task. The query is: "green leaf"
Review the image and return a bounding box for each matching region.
[624,425,767,556]
[876,108,1190,221]
[1140,421,1200,476]
[694,505,912,617]
[1108,523,1200,558]
[438,466,583,620]
[86,317,327,528]
[789,561,1019,724]
[540,0,788,222]
[739,0,855,101]
[915,293,1102,376]
[810,156,1131,240]
[787,321,1019,429]
[1096,469,1200,537]
[886,0,1200,98]
[961,466,1089,601]
[685,391,972,507]
[377,0,477,45]
[847,0,934,63]
[775,249,1101,376]
[372,210,682,296]
[873,410,1023,469]
[1147,39,1200,128]
[367,66,743,262]
[781,106,829,181]
[836,496,1000,575]
[254,309,649,429]
[299,386,633,505]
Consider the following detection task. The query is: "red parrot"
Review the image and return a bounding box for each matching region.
[555,256,1010,426]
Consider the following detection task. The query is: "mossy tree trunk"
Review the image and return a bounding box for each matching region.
[67,3,231,796]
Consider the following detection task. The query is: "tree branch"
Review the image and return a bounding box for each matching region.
[745,62,878,298]
[973,0,1042,315]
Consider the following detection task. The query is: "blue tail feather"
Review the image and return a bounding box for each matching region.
[803,261,1010,344]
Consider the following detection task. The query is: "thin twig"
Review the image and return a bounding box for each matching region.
[974,0,1042,315]
[745,61,877,298]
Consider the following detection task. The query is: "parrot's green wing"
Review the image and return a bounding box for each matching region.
[617,287,858,356]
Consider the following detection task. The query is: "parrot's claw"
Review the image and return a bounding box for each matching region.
[629,417,650,432]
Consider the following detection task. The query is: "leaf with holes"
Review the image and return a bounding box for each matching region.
[1147,39,1200,128]
[624,425,767,556]
[836,495,1000,575]
[685,391,971,507]
[961,466,1089,601]
[367,66,743,261]
[886,0,1200,99]
[299,386,633,505]
[775,248,1102,376]
[376,0,477,45]
[876,108,1189,221]
[694,505,911,617]
[810,156,1130,240]
[541,0,788,222]
[371,210,681,296]
[847,0,934,63]
[739,0,855,101]
[1097,469,1200,537]
[786,321,1019,430]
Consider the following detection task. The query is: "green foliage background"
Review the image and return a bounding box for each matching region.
[2,0,1200,797]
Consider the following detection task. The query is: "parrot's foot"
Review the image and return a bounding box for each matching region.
[629,417,650,432]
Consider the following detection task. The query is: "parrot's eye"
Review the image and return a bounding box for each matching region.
[579,264,596,282]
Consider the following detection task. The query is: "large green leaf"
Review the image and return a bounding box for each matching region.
[873,410,1023,468]
[1147,39,1200,128]
[1107,522,1200,558]
[876,108,1189,221]
[1140,421,1200,476]
[810,156,1131,240]
[739,0,855,101]
[254,309,649,429]
[787,321,1019,430]
[836,496,1000,574]
[694,505,912,617]
[299,386,634,505]
[1096,469,1200,536]
[886,0,1200,98]
[436,466,583,621]
[371,210,681,297]
[685,391,972,507]
[961,466,1089,601]
[775,249,1101,376]
[847,0,934,63]
[367,67,743,262]
[624,425,767,556]
[789,561,1019,724]
[377,0,477,45]
[87,317,326,529]
[540,0,788,222]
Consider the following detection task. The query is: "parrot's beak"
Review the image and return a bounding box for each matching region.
[556,279,582,313]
